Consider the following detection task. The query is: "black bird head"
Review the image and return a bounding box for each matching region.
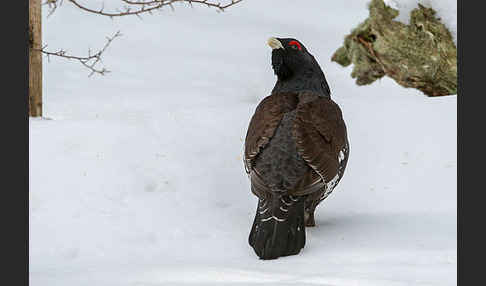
[268,37,331,97]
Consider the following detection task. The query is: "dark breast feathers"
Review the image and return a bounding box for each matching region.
[244,91,349,202]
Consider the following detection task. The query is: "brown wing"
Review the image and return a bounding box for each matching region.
[293,97,348,184]
[244,93,298,174]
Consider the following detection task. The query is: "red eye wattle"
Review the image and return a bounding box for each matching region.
[288,40,302,51]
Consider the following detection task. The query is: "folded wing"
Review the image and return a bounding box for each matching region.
[293,97,349,186]
[244,93,298,175]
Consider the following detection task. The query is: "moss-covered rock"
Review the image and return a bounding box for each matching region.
[331,0,457,96]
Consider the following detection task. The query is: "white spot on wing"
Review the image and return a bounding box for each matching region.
[339,150,345,163]
[326,173,339,191]
[320,173,340,201]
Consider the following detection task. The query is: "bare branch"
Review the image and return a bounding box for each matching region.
[121,0,242,9]
[39,0,242,75]
[36,31,122,77]
[63,0,242,17]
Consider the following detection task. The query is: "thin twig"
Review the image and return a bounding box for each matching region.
[36,31,122,77]
[44,0,63,17]
[121,0,243,10]
[47,0,242,17]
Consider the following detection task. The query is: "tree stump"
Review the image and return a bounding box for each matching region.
[331,0,457,97]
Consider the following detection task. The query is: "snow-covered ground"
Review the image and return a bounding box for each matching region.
[30,1,457,285]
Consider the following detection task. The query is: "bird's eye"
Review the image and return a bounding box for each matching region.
[288,41,302,51]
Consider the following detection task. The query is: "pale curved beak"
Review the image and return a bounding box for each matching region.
[267,37,284,50]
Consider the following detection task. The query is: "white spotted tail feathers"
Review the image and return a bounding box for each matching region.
[248,194,306,259]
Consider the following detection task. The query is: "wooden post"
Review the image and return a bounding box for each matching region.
[29,0,42,117]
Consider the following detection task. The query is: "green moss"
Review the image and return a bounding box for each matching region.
[331,0,457,97]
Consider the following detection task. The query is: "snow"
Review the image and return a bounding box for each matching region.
[384,0,457,43]
[30,0,456,285]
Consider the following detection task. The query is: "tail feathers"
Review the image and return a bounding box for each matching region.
[248,194,306,260]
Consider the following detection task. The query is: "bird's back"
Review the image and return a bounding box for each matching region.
[253,108,311,191]
[245,90,348,198]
